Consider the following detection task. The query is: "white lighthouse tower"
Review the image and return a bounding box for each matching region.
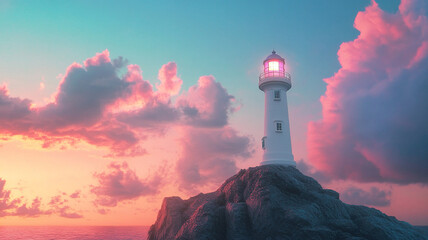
[259,51,295,166]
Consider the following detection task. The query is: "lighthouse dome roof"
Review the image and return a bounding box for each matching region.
[264,50,285,63]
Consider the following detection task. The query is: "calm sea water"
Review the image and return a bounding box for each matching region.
[0,226,149,240]
[2,226,426,239]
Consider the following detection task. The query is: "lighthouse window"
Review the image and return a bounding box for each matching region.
[275,122,283,132]
[274,90,281,101]
[262,137,266,150]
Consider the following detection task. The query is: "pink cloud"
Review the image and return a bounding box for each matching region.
[176,127,252,191]
[70,191,81,199]
[47,195,83,219]
[14,197,52,217]
[116,97,179,130]
[38,51,129,128]
[58,206,83,219]
[157,62,182,96]
[116,64,153,110]
[1,50,252,188]
[177,76,234,127]
[91,162,163,207]
[97,208,109,215]
[0,49,248,160]
[340,186,391,207]
[0,50,143,156]
[84,49,111,67]
[0,50,159,156]
[1,179,83,218]
[307,0,428,184]
[0,178,20,217]
[48,195,65,206]
[0,85,32,135]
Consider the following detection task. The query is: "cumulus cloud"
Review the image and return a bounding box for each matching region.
[296,159,330,183]
[37,52,129,128]
[14,197,52,217]
[117,98,179,130]
[0,85,32,134]
[91,161,163,207]
[1,179,83,218]
[118,64,153,109]
[47,194,83,219]
[97,208,109,215]
[0,50,145,156]
[341,186,391,207]
[0,178,20,217]
[157,62,182,96]
[1,49,252,192]
[307,0,428,184]
[176,127,252,191]
[57,206,83,219]
[177,76,234,127]
[70,191,81,199]
[0,49,248,163]
[48,195,65,206]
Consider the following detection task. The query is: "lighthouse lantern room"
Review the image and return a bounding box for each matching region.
[259,51,295,166]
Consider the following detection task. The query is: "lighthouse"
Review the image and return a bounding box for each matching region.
[259,51,295,166]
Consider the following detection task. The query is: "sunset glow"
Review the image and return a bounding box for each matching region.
[1,0,427,229]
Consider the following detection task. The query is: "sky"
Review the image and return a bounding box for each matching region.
[1,0,428,226]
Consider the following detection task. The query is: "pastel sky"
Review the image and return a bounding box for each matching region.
[1,0,428,226]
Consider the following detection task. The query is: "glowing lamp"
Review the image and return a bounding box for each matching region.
[269,61,279,71]
[263,50,285,78]
[259,50,291,90]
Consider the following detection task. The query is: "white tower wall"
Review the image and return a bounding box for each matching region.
[259,51,295,166]
[261,84,294,166]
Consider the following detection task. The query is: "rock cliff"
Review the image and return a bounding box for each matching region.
[148,165,426,240]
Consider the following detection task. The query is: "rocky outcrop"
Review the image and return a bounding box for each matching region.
[148,165,426,240]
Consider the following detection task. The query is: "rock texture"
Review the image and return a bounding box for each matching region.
[148,165,426,240]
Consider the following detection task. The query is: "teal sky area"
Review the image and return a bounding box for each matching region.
[0,0,399,97]
[0,0,400,161]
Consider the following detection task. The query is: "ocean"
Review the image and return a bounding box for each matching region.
[2,226,427,239]
[0,226,149,240]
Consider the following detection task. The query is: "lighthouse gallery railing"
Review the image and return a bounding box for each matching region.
[259,71,291,86]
